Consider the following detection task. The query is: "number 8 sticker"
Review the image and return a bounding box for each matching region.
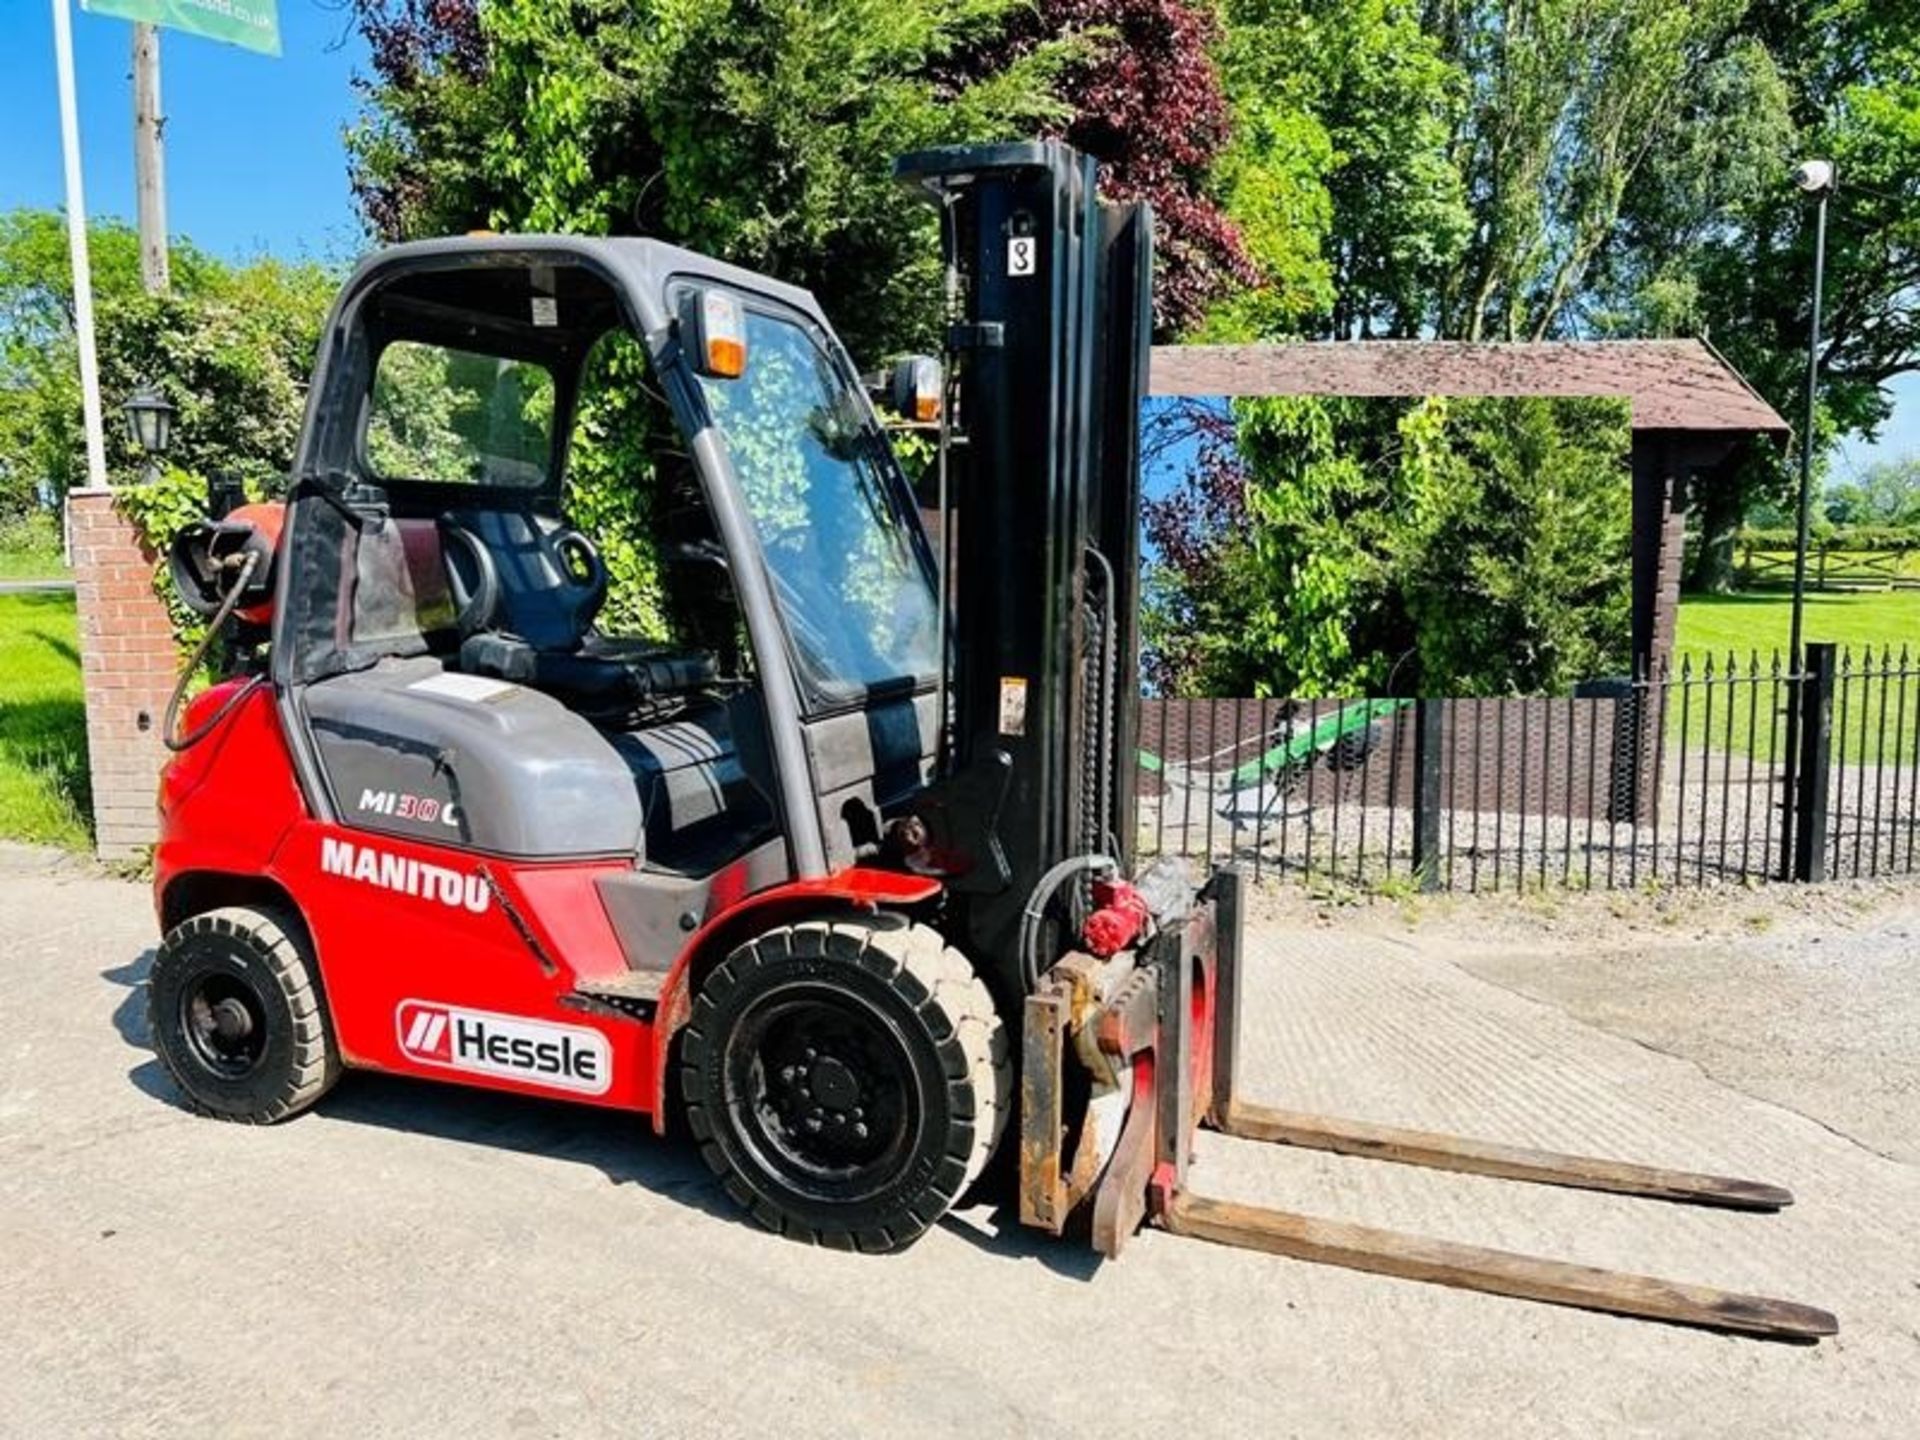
[1007,236,1036,277]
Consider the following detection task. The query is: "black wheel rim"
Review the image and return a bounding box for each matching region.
[180,971,268,1079]
[722,981,921,1204]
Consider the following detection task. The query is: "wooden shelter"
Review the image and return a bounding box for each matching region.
[1147,339,1790,680]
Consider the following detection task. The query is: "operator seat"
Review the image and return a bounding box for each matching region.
[441,507,717,715]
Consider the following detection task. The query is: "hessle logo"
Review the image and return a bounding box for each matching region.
[397,1001,611,1095]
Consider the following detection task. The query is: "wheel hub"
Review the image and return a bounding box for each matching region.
[727,987,918,1199]
[808,1055,860,1111]
[209,997,254,1043]
[181,973,268,1079]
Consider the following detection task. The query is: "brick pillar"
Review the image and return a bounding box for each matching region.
[70,487,178,860]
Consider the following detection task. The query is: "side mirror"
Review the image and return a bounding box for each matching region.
[682,286,747,379]
[889,355,943,423]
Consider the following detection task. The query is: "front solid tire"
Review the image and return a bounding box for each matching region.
[680,919,1009,1253]
[147,905,340,1123]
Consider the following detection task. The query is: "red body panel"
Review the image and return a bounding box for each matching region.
[154,684,944,1122]
[156,681,307,884]
[270,820,647,1109]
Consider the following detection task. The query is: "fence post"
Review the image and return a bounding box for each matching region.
[1793,642,1837,883]
[1412,699,1443,891]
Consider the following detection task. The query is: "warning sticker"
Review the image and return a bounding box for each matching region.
[998,676,1029,735]
[530,296,559,327]
[1007,235,1036,277]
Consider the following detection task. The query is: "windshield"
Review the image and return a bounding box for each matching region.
[694,301,940,709]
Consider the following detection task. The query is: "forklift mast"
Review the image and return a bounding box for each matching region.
[895,142,1154,994]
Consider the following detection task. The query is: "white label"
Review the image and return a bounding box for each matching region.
[408,672,517,704]
[1007,235,1036,277]
[319,837,490,915]
[530,296,559,327]
[998,676,1029,735]
[396,1000,612,1096]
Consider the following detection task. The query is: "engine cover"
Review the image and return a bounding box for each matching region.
[304,657,644,859]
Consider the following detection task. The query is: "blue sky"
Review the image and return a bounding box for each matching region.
[1834,373,1920,479]
[1,1,369,263]
[1,2,1914,473]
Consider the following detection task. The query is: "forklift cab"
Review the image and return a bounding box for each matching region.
[275,239,942,903]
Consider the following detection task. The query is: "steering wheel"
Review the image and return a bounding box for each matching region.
[440,519,501,639]
[548,526,609,631]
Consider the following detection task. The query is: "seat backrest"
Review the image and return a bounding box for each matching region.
[458,508,598,651]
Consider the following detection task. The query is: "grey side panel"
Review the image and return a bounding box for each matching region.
[305,658,643,858]
[594,837,791,971]
[606,704,776,875]
[805,692,937,869]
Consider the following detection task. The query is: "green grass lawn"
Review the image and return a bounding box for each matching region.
[1676,589,1920,662]
[0,591,92,848]
[1673,590,1920,765]
[0,546,70,583]
[0,511,71,582]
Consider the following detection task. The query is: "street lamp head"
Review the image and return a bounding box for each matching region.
[1792,159,1836,195]
[122,381,176,459]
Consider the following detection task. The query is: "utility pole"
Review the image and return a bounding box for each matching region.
[132,20,169,295]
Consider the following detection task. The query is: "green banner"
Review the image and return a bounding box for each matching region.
[81,0,281,57]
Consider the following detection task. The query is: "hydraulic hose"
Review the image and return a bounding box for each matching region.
[1018,852,1116,992]
[162,549,265,752]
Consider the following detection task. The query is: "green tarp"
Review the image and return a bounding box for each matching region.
[81,0,281,57]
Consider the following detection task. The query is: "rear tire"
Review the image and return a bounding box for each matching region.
[680,919,1009,1253]
[147,905,340,1123]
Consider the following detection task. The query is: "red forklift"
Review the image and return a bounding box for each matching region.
[152,142,1832,1338]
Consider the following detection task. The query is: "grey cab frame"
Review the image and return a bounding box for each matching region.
[269,234,929,881]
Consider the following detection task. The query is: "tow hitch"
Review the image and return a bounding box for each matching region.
[1020,867,1838,1342]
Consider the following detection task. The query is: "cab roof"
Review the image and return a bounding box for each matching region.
[338,234,828,341]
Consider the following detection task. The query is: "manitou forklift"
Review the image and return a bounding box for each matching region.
[151,142,1832,1338]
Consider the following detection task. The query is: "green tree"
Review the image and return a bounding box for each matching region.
[1392,397,1632,692]
[350,0,1074,361]
[1146,394,1632,696]
[1211,0,1470,341]
[1568,1,1920,589]
[0,210,330,512]
[1823,456,1920,527]
[1431,0,1750,342]
[1211,1,1751,343]
[91,260,335,494]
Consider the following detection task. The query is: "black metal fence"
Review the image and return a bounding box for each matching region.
[1136,642,1920,892]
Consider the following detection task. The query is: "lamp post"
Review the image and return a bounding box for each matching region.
[121,380,176,482]
[1778,158,1834,879]
[1787,159,1834,669]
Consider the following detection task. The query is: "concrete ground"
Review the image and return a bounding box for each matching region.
[2,847,1916,1438]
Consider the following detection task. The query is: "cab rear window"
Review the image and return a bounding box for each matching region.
[365,341,555,487]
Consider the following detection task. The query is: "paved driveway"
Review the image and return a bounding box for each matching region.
[2,849,1915,1438]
